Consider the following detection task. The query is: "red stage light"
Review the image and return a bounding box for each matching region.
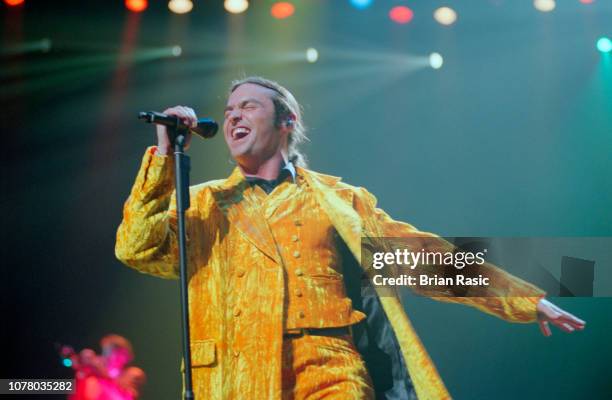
[271,2,295,19]
[4,0,25,6]
[389,6,414,24]
[125,0,147,13]
[579,0,594,4]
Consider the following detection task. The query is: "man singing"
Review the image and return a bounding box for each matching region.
[115,77,584,399]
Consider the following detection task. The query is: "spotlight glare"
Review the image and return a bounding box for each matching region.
[429,52,443,69]
[597,37,612,53]
[40,38,52,53]
[579,0,594,4]
[62,358,72,368]
[4,0,25,6]
[389,6,414,24]
[271,2,295,19]
[349,0,373,10]
[125,0,148,12]
[168,0,193,14]
[434,7,457,26]
[171,45,182,57]
[533,0,556,12]
[224,0,249,14]
[306,48,318,63]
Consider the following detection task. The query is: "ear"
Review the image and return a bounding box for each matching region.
[279,113,296,136]
[284,114,296,128]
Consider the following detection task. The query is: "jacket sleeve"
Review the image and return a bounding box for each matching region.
[355,187,545,323]
[115,147,180,279]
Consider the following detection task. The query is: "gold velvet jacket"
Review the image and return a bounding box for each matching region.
[115,148,545,400]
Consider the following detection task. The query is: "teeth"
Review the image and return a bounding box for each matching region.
[232,127,250,139]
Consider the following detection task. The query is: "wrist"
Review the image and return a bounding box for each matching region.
[155,144,172,156]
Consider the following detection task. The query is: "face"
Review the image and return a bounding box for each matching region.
[223,83,287,165]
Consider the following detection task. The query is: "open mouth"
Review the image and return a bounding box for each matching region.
[231,127,251,141]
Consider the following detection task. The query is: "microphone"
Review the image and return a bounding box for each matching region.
[138,111,218,139]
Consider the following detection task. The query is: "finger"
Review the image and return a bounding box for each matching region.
[559,313,585,325]
[559,316,586,330]
[547,302,585,326]
[539,320,552,337]
[550,318,575,333]
[163,106,185,117]
[178,106,197,128]
[175,106,193,127]
[560,313,586,326]
[166,106,192,128]
[184,106,198,127]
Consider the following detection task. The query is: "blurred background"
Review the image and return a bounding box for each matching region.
[1,0,611,399]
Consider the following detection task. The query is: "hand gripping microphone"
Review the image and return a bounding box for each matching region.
[138,111,218,139]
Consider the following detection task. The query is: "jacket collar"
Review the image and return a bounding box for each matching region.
[217,165,343,191]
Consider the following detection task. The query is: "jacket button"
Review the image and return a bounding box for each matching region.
[293,251,301,258]
[294,219,302,226]
[233,350,240,357]
[295,269,303,277]
[298,311,305,319]
[291,235,299,242]
[295,289,303,297]
[233,308,241,317]
[236,269,245,277]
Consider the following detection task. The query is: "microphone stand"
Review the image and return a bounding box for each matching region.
[170,126,195,400]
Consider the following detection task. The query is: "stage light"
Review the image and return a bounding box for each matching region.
[306,48,318,63]
[271,2,295,19]
[62,358,72,368]
[125,0,147,13]
[579,0,594,4]
[533,0,555,12]
[389,6,414,24]
[429,52,443,69]
[168,0,193,14]
[349,0,373,10]
[597,37,612,53]
[434,7,457,26]
[4,0,25,6]
[171,45,182,57]
[224,0,248,14]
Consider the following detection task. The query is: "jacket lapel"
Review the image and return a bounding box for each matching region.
[210,167,281,264]
[299,168,364,263]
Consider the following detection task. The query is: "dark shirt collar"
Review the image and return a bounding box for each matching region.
[245,160,296,194]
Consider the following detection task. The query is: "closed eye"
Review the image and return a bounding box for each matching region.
[242,103,258,111]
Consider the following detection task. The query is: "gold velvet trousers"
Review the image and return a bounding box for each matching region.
[281,334,374,400]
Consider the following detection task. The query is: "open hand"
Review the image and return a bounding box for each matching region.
[536,298,586,336]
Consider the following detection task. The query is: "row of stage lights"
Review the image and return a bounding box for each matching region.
[2,0,610,55]
[132,0,599,21]
[1,0,604,24]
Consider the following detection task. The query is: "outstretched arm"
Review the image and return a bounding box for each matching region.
[355,187,586,331]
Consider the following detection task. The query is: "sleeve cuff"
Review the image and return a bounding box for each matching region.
[132,146,175,202]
